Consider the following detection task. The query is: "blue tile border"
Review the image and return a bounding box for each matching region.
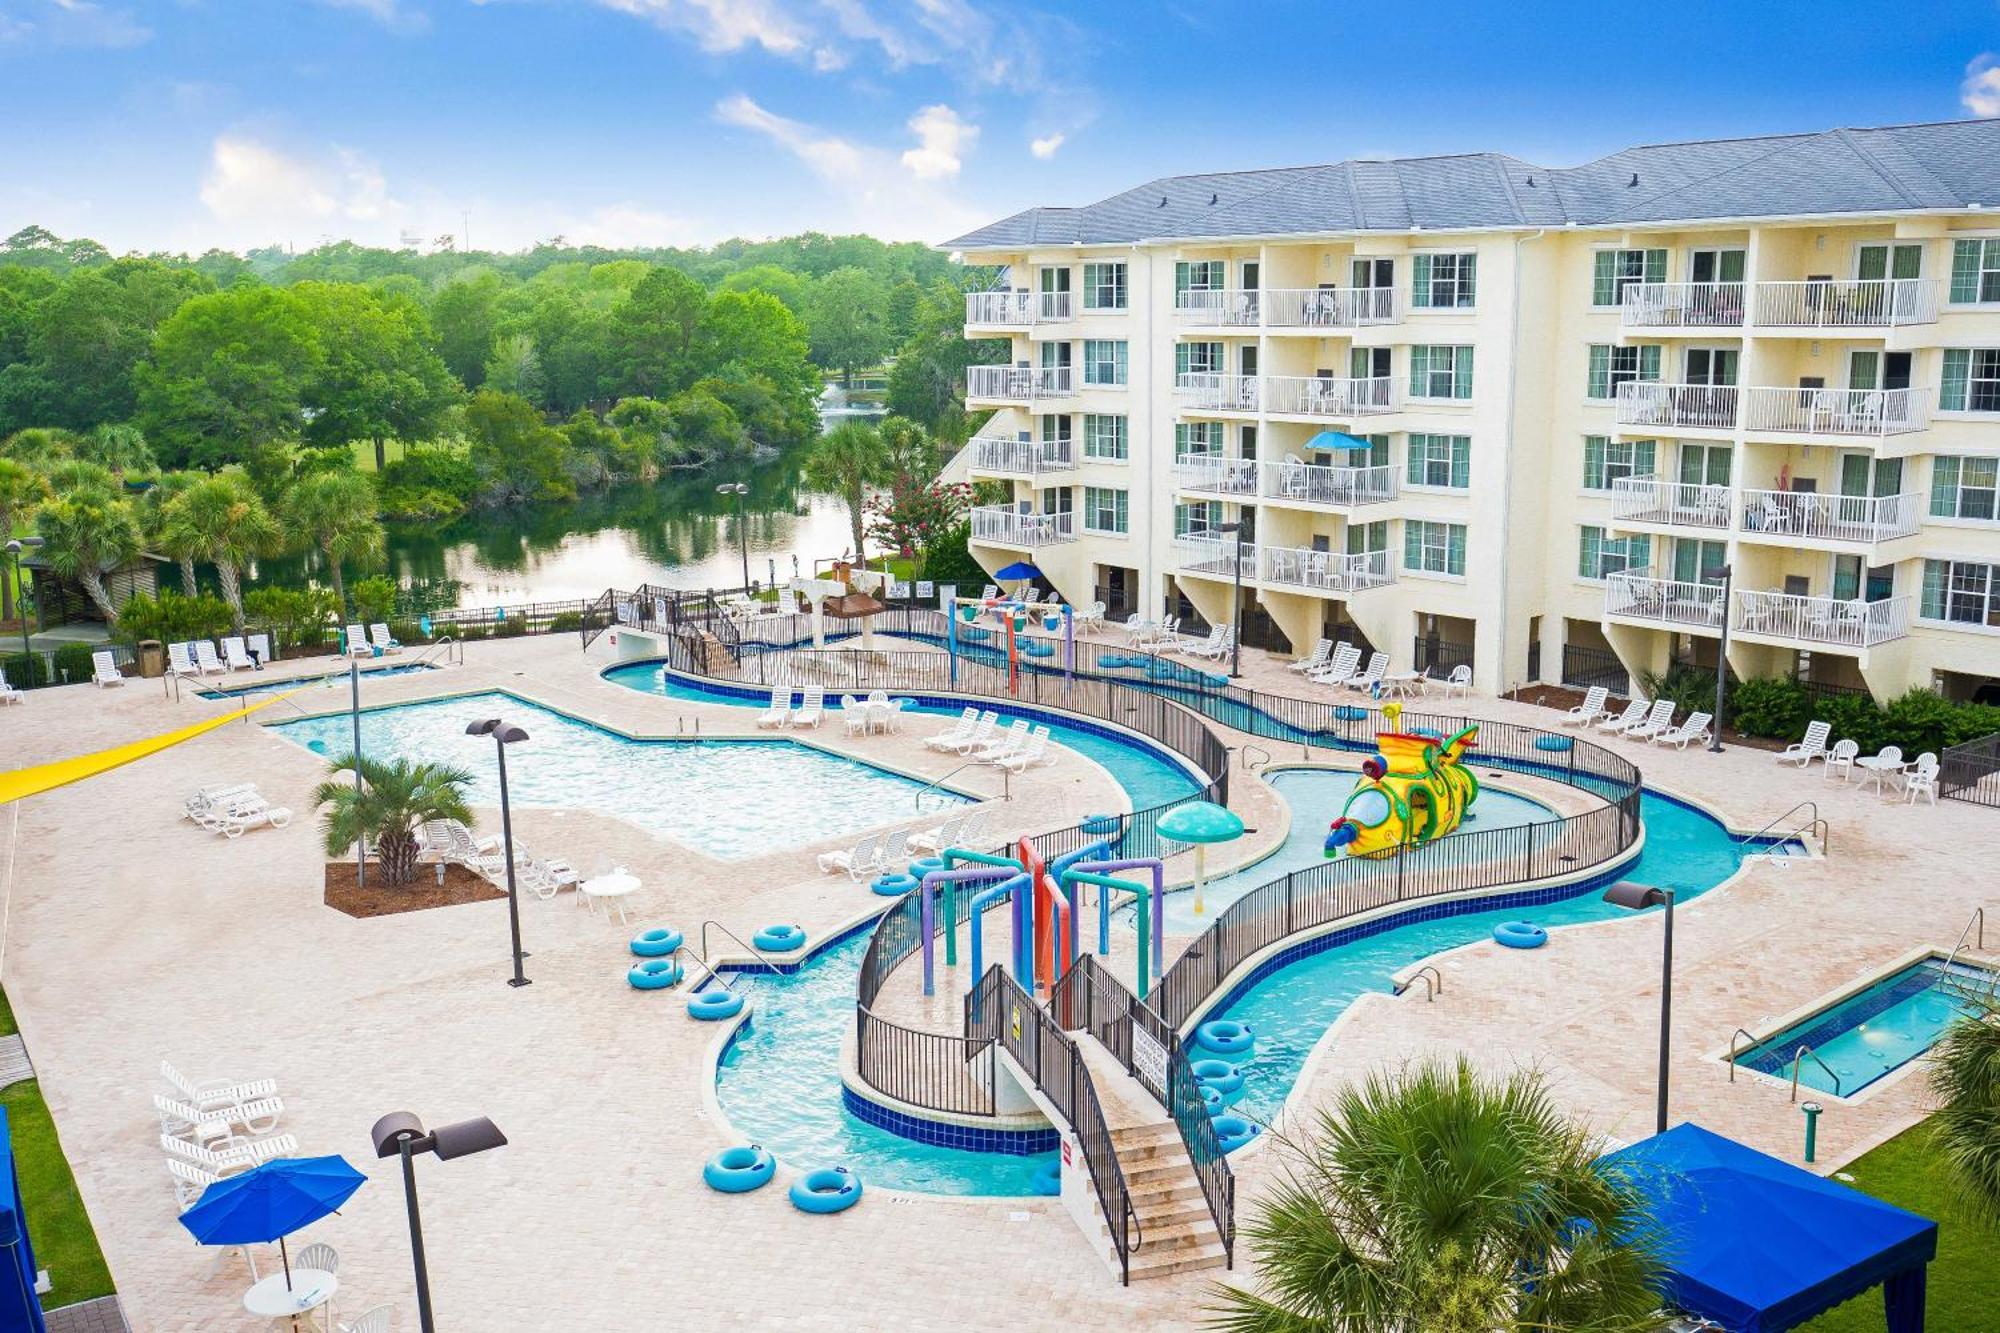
[840,1086,1057,1156]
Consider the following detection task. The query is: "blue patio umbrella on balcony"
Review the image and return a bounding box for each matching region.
[179,1155,367,1291]
[993,560,1042,582]
[1304,430,1375,452]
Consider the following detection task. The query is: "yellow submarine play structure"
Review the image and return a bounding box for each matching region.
[1324,702,1481,859]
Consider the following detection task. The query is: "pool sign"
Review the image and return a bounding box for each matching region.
[917,580,935,599]
[1010,1002,1022,1043]
[1132,1027,1169,1092]
[890,580,911,599]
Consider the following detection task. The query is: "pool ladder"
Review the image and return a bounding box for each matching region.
[1737,800,1829,856]
[1240,744,1274,775]
[1729,1027,1842,1100]
[1394,965,1444,1002]
[683,920,783,994]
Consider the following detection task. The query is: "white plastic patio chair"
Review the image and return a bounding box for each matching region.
[1073,601,1106,631]
[1905,753,1939,805]
[792,687,825,728]
[910,812,966,856]
[186,784,257,822]
[1562,686,1610,727]
[1289,638,1332,674]
[160,1132,299,1176]
[1178,624,1225,658]
[1121,614,1155,646]
[1776,721,1832,767]
[369,624,401,654]
[1345,652,1389,693]
[923,707,978,751]
[840,695,867,736]
[193,641,228,676]
[207,800,293,838]
[338,1305,394,1333]
[160,1060,278,1111]
[817,831,883,879]
[221,637,254,671]
[1186,626,1236,661]
[91,650,125,687]
[1857,745,1905,795]
[0,669,18,705]
[344,624,372,659]
[1597,698,1650,734]
[1309,644,1362,685]
[295,1241,339,1276]
[167,641,198,676]
[1823,738,1859,782]
[1651,711,1712,749]
[1623,700,1676,740]
[156,1093,284,1140]
[166,1158,223,1211]
[1441,664,1472,699]
[998,726,1055,773]
[979,584,999,602]
[755,684,792,729]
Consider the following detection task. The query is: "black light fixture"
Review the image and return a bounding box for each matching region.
[715,481,752,593]
[371,1112,508,1333]
[464,718,531,986]
[1602,880,1677,1135]
[1216,519,1247,679]
[1709,563,1733,753]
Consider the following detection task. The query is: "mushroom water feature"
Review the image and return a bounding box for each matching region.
[1158,800,1246,916]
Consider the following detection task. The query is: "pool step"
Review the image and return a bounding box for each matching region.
[1093,1121,1227,1280]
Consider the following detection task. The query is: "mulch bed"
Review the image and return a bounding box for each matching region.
[324,861,506,918]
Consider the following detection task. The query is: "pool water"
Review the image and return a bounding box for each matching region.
[1732,959,1992,1097]
[267,691,965,860]
[197,662,437,699]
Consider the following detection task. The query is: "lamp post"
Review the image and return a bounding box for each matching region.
[465,718,531,987]
[1217,519,1246,679]
[4,537,42,663]
[715,482,751,593]
[1709,563,1733,753]
[1602,880,1676,1135]
[370,1112,508,1333]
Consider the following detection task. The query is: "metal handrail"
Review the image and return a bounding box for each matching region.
[914,761,982,810]
[1943,907,1989,977]
[688,919,782,993]
[1240,744,1273,773]
[1789,1044,1841,1102]
[410,635,461,668]
[1738,799,1828,855]
[1396,964,1444,1002]
[1726,1027,1760,1082]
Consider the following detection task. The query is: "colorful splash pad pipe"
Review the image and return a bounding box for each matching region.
[1068,858,1166,1001]
[966,839,1110,990]
[918,850,1024,997]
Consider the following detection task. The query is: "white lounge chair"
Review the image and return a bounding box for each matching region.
[166,1158,223,1211]
[155,1092,284,1140]
[185,783,257,822]
[206,800,293,838]
[973,720,1031,765]
[193,640,228,676]
[1289,638,1333,674]
[1562,686,1610,727]
[245,632,272,667]
[792,687,825,729]
[369,623,401,654]
[979,584,999,602]
[167,641,198,677]
[911,812,966,856]
[1440,664,1473,700]
[1597,698,1650,734]
[1345,652,1390,693]
[1622,700,1676,740]
[819,831,885,879]
[1308,643,1362,685]
[344,624,372,659]
[1776,721,1832,767]
[942,711,1000,756]
[0,669,17,705]
[879,827,913,874]
[923,707,979,752]
[755,684,792,729]
[1651,711,1712,749]
[221,637,254,671]
[1824,738,1859,782]
[91,650,125,688]
[1142,616,1180,648]
[1905,752,1939,805]
[998,726,1054,773]
[1183,626,1235,662]
[160,1060,278,1111]
[160,1131,299,1176]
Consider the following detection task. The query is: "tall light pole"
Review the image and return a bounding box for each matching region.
[465,718,531,986]
[350,662,366,888]
[1603,881,1677,1135]
[716,482,751,592]
[1709,563,1733,753]
[1218,519,1247,679]
[5,537,42,664]
[371,1112,508,1333]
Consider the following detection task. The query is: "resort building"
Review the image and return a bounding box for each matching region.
[944,118,2000,703]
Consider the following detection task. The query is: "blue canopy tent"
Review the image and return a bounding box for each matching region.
[1304,430,1377,452]
[993,561,1042,582]
[1602,1123,1936,1332]
[0,1107,47,1333]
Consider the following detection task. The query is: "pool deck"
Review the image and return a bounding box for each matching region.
[0,631,1993,1330]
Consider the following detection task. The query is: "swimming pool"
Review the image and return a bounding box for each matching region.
[1731,958,1993,1097]
[267,691,966,860]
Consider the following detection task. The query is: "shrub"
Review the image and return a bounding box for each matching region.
[918,521,987,592]
[1,652,48,689]
[493,617,529,638]
[1728,677,1813,740]
[243,586,340,655]
[454,623,490,641]
[1818,692,1887,753]
[388,619,426,646]
[1637,664,1720,720]
[52,642,98,684]
[114,590,234,645]
[351,576,398,624]
[547,611,583,632]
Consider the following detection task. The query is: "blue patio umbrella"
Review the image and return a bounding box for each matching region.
[993,560,1042,582]
[179,1155,367,1290]
[1304,430,1376,452]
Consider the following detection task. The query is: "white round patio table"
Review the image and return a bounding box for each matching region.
[581,871,641,925]
[244,1269,337,1329]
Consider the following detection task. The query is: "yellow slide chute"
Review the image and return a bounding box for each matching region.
[0,688,308,807]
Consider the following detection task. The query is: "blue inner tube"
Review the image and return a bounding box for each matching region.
[1097,655,1132,669]
[871,872,920,898]
[1080,813,1122,837]
[702,1145,775,1193]
[1021,640,1055,658]
[1195,1020,1255,1056]
[630,927,683,958]
[627,958,682,990]
[1191,1058,1244,1095]
[790,1166,863,1214]
[1200,1085,1223,1112]
[753,924,806,953]
[1031,1159,1061,1196]
[1493,921,1548,950]
[1533,734,1574,752]
[1212,1115,1260,1154]
[1334,705,1369,722]
[688,986,747,1020]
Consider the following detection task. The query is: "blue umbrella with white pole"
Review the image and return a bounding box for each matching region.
[179,1156,367,1291]
[1304,430,1377,453]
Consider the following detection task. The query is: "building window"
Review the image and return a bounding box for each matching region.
[1586,344,1662,399]
[1581,436,1656,490]
[1174,261,1225,297]
[1083,486,1129,535]
[1406,434,1471,488]
[1940,348,2000,412]
[1408,345,1474,400]
[1082,262,1127,311]
[1930,456,1998,521]
[1948,239,2000,304]
[1174,420,1222,456]
[1411,252,1476,309]
[1175,500,1221,537]
[1082,339,1127,387]
[1921,559,2000,627]
[1082,414,1127,461]
[1403,520,1466,576]
[1347,520,1389,554]
[1592,248,1667,306]
[1578,526,1650,580]
[1175,341,1225,378]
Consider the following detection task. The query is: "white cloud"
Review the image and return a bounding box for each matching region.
[595,0,806,55]
[900,104,976,180]
[34,0,151,48]
[557,203,697,248]
[1964,54,2000,118]
[197,136,407,245]
[1029,132,1064,160]
[315,0,432,33]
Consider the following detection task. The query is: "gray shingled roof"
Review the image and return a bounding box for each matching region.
[944,119,2000,250]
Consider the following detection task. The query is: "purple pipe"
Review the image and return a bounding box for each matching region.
[1080,858,1166,972]
[918,867,1016,997]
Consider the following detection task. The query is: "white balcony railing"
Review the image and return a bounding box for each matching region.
[969,506,1077,548]
[1264,374,1397,419]
[1260,458,1398,507]
[1619,281,1746,328]
[1614,382,1740,431]
[1264,287,1400,328]
[1737,488,1924,544]
[1607,477,1732,529]
[1259,545,1394,594]
[1172,453,1258,495]
[1175,372,1261,413]
[1174,533,1253,578]
[1175,289,1261,326]
[1603,571,1727,630]
[1739,386,1930,437]
[1735,591,1911,648]
[966,364,1075,402]
[963,290,1074,325]
[1752,278,1940,329]
[966,431,1077,477]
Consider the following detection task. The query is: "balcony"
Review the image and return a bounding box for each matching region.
[1619,282,1747,329]
[964,290,1072,327]
[1172,454,1258,496]
[1737,488,1924,545]
[1614,382,1739,431]
[1175,372,1261,414]
[1752,279,1939,330]
[1739,386,1930,438]
[1608,477,1731,529]
[1264,287,1399,330]
[1603,571,1726,631]
[1175,289,1261,327]
[1260,545,1394,594]
[966,364,1074,404]
[969,506,1077,549]
[965,431,1076,478]
[1263,374,1396,419]
[1735,590,1911,648]
[1174,533,1253,579]
[1261,458,1398,508]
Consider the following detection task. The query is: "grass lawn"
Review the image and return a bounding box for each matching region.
[0,989,115,1309]
[1800,1122,1997,1330]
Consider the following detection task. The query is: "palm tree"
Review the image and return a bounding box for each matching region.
[0,458,49,624]
[313,755,474,887]
[160,474,281,632]
[141,471,205,596]
[1929,981,2000,1224]
[803,419,890,558]
[1209,1057,1666,1333]
[282,471,385,614]
[34,487,142,621]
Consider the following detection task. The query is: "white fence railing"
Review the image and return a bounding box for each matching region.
[1175,372,1261,413]
[1619,281,1746,328]
[1259,545,1394,593]
[1607,477,1732,529]
[1175,289,1261,326]
[969,506,1077,547]
[1752,278,1939,329]
[1614,382,1740,430]
[1737,488,1924,544]
[966,432,1077,476]
[1739,385,1930,437]
[1260,459,1398,507]
[1264,287,1400,328]
[1735,591,1911,647]
[1174,533,1252,578]
[1172,454,1258,495]
[963,290,1074,325]
[1264,374,1397,418]
[966,364,1075,401]
[1603,571,1727,629]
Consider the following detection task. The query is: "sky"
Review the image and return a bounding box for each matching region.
[1,0,1998,256]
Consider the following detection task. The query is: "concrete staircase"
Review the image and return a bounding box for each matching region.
[1097,1121,1228,1279]
[692,630,734,674]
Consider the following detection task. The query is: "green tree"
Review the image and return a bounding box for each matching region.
[0,457,48,621]
[806,265,892,387]
[79,422,155,475]
[464,389,574,505]
[292,282,459,469]
[283,470,385,613]
[694,291,819,445]
[803,419,890,557]
[1929,983,2000,1224]
[717,263,808,315]
[888,277,999,434]
[34,486,141,619]
[1209,1058,1665,1333]
[159,474,282,631]
[140,470,205,595]
[136,285,319,469]
[606,266,707,399]
[429,270,508,388]
[877,414,934,478]
[312,755,474,887]
[0,263,209,432]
